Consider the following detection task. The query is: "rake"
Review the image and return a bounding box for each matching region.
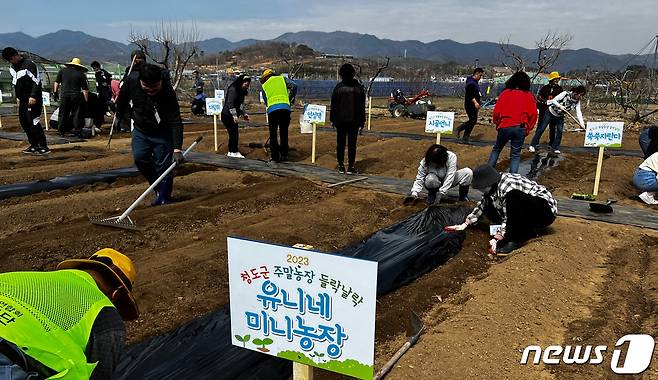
[89,136,203,231]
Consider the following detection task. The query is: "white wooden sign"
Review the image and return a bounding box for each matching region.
[228,237,377,379]
[302,104,327,125]
[214,89,225,101]
[42,92,51,107]
[584,122,624,148]
[0,90,3,104]
[425,111,454,135]
[205,97,223,115]
[259,91,264,104]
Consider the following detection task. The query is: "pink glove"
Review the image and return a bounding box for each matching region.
[488,239,498,255]
[444,223,468,232]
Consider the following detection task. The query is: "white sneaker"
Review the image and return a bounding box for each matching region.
[639,192,658,205]
[553,149,561,154]
[528,146,536,153]
[233,152,245,159]
[226,152,235,158]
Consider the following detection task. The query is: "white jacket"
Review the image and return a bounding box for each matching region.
[411,151,458,196]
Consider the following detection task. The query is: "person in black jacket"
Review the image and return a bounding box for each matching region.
[1,47,50,155]
[639,125,658,159]
[330,63,366,174]
[456,67,484,142]
[54,58,90,137]
[115,63,184,205]
[221,74,251,158]
[91,61,113,112]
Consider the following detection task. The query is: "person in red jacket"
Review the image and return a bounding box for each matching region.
[487,71,538,173]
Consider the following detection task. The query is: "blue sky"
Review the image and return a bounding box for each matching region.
[2,0,656,55]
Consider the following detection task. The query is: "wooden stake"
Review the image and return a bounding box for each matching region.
[367,96,372,131]
[593,146,605,196]
[293,362,314,380]
[43,104,49,131]
[311,123,317,163]
[213,114,218,152]
[436,132,441,145]
[0,115,3,129]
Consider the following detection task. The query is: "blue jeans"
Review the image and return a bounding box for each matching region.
[633,168,658,192]
[131,127,173,184]
[531,112,564,150]
[487,126,526,173]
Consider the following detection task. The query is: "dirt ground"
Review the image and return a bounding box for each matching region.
[1,96,658,379]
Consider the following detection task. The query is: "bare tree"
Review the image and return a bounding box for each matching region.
[365,57,390,97]
[129,20,199,90]
[499,32,572,80]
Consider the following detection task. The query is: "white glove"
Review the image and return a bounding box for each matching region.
[411,191,419,198]
[444,223,468,232]
[488,239,498,255]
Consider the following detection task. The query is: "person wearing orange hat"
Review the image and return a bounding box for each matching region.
[53,57,90,137]
[533,71,563,150]
[0,248,138,379]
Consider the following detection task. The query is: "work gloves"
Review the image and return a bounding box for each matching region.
[488,239,498,255]
[443,223,468,232]
[173,151,185,165]
[403,192,420,205]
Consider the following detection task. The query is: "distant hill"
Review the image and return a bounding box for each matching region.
[0,29,650,71]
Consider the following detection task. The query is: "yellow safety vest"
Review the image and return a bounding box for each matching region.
[262,76,290,112]
[0,270,115,379]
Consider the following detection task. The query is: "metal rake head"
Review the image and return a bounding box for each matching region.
[89,215,141,231]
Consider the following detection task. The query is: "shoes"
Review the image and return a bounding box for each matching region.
[496,240,524,254]
[338,164,346,174]
[346,166,357,174]
[34,147,51,155]
[639,192,658,205]
[528,146,536,153]
[280,154,288,162]
[227,152,245,159]
[458,185,470,201]
[553,149,561,154]
[151,178,173,206]
[22,146,38,155]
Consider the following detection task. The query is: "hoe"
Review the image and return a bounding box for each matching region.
[89,136,203,231]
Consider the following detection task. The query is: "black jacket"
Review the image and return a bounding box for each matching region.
[115,73,183,149]
[56,66,89,95]
[330,79,366,126]
[95,69,112,90]
[222,84,247,117]
[9,58,42,101]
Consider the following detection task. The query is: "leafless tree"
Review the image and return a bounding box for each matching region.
[499,32,572,81]
[129,20,199,90]
[365,57,390,97]
[607,70,658,122]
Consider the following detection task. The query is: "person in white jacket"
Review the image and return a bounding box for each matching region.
[406,144,473,205]
[529,85,586,154]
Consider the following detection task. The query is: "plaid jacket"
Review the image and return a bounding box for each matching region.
[466,173,558,237]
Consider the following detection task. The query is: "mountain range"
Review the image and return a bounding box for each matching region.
[0,29,650,72]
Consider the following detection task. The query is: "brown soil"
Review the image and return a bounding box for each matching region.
[1,97,658,379]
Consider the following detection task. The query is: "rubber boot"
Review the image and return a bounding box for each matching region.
[152,177,173,206]
[426,190,437,206]
[459,185,470,201]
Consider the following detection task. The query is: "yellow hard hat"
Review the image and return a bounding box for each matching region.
[548,71,561,81]
[261,68,274,82]
[58,248,139,320]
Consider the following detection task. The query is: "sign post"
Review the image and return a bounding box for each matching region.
[228,237,377,380]
[425,111,455,145]
[367,96,372,131]
[206,97,223,151]
[584,121,624,197]
[42,92,51,131]
[302,104,327,164]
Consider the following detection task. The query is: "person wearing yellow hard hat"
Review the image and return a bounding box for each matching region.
[531,71,563,152]
[0,248,139,379]
[53,57,90,138]
[260,68,298,162]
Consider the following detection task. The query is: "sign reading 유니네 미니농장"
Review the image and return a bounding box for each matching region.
[425,111,454,135]
[584,122,624,148]
[228,237,378,379]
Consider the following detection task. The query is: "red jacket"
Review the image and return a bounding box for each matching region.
[492,89,538,135]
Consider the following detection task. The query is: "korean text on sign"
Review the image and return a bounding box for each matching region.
[584,122,624,148]
[425,111,454,134]
[206,98,223,115]
[302,104,326,125]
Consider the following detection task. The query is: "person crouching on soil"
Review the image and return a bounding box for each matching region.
[445,164,557,255]
[633,151,658,205]
[330,63,366,174]
[405,144,473,206]
[221,74,251,158]
[487,71,538,174]
[115,63,184,206]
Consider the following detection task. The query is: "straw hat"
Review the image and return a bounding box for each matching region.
[548,71,561,81]
[58,248,139,320]
[65,57,88,71]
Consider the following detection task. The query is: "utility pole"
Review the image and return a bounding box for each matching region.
[475,59,479,69]
[585,65,591,107]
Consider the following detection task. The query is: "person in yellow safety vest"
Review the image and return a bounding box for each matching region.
[260,68,298,162]
[0,248,139,380]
